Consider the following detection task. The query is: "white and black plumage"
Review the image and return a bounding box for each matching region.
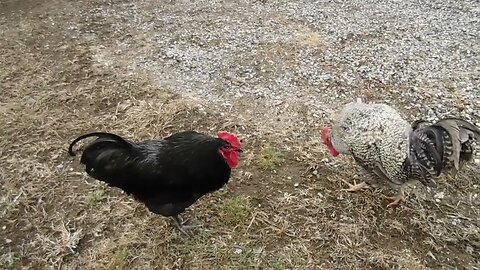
[68,131,242,235]
[322,99,480,206]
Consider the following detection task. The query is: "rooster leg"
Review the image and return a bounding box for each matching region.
[172,215,203,236]
[386,187,406,207]
[340,179,370,192]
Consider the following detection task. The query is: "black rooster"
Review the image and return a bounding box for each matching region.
[68,131,242,235]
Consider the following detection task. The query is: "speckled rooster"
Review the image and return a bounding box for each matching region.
[321,98,480,207]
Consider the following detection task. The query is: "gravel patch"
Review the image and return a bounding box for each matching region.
[83,0,479,123]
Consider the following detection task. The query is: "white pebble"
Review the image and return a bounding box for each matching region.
[434,192,445,200]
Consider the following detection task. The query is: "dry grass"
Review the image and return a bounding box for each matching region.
[1,0,479,269]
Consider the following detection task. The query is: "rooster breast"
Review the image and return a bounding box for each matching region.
[332,102,411,186]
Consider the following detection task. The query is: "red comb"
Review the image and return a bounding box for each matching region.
[217,131,242,149]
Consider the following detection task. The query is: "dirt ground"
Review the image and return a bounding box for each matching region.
[1,0,479,269]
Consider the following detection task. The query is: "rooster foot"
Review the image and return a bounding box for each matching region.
[172,215,203,236]
[386,188,406,207]
[340,180,370,192]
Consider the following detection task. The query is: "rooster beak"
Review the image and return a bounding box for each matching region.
[235,149,243,153]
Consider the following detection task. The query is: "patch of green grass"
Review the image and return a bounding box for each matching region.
[258,144,284,170]
[86,188,107,205]
[220,197,252,226]
[268,257,285,269]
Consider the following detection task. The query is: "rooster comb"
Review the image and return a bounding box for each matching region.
[217,131,242,149]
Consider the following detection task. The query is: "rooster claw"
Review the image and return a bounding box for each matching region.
[340,180,370,192]
[385,188,406,207]
[177,224,204,237]
[172,215,203,237]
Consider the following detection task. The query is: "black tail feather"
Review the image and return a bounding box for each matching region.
[68,132,132,156]
[422,127,445,171]
[434,118,480,170]
[409,130,442,185]
[409,117,479,183]
[438,117,480,141]
[69,132,136,186]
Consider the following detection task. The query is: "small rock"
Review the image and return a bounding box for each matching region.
[253,247,263,255]
[294,183,299,187]
[434,192,445,200]
[234,248,243,254]
[287,176,292,180]
[455,103,465,111]
[274,100,284,106]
